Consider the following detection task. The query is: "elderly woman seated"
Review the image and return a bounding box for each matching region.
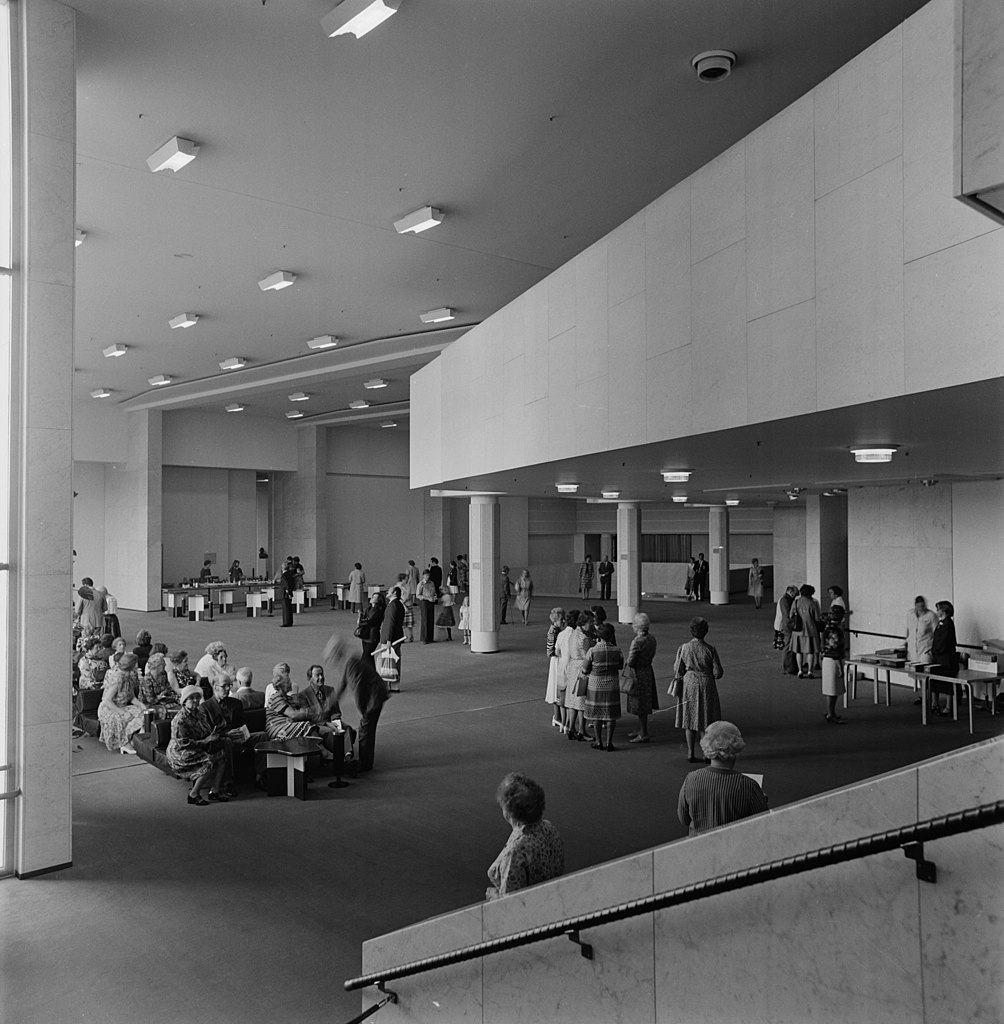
[139,651,181,717]
[195,641,234,699]
[77,636,108,690]
[676,721,769,835]
[486,772,564,900]
[165,650,198,693]
[132,630,153,672]
[98,652,146,754]
[265,666,344,766]
[166,685,229,805]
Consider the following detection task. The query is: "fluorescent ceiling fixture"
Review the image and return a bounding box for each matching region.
[363,378,388,389]
[725,498,740,506]
[148,374,173,387]
[419,307,454,324]
[349,400,370,409]
[225,403,244,413]
[169,313,198,330]
[146,136,199,173]
[850,446,898,463]
[671,494,687,503]
[394,205,444,234]
[219,357,247,371]
[555,483,579,494]
[102,344,127,358]
[662,471,691,483]
[380,421,397,429]
[286,410,304,420]
[307,335,338,350]
[90,387,111,399]
[258,271,296,292]
[75,229,86,247]
[288,392,310,402]
[601,491,621,499]
[321,0,401,39]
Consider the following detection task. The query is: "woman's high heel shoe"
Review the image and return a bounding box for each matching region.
[187,793,208,806]
[207,791,230,802]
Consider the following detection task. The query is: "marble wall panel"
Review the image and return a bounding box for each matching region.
[606,293,647,450]
[24,427,71,576]
[574,375,608,455]
[903,229,1004,394]
[645,181,690,359]
[480,326,505,422]
[523,398,549,466]
[18,720,72,873]
[746,93,815,320]
[746,299,816,422]
[25,0,76,144]
[26,131,74,287]
[409,362,442,487]
[951,480,1004,647]
[645,345,692,442]
[911,484,953,551]
[607,211,645,307]
[691,141,745,263]
[22,595,71,727]
[960,0,1004,195]
[365,960,483,1024]
[548,262,576,339]
[26,278,72,428]
[574,241,608,384]
[498,298,526,365]
[879,485,915,548]
[691,241,747,434]
[917,735,1004,819]
[814,26,903,198]
[524,284,549,403]
[363,905,483,973]
[546,327,578,460]
[903,0,997,262]
[815,159,905,409]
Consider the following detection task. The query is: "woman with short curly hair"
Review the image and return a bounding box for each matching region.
[673,616,724,762]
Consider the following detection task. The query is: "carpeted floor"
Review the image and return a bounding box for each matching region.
[3,597,1001,1024]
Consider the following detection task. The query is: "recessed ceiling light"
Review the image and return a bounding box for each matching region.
[169,313,198,330]
[321,0,400,39]
[286,410,304,420]
[419,307,455,324]
[363,378,388,389]
[90,387,111,399]
[219,357,247,371]
[555,483,579,494]
[394,205,444,234]
[148,374,173,387]
[75,229,86,247]
[380,421,397,429]
[102,344,127,358]
[725,498,740,506]
[349,400,370,410]
[146,136,199,173]
[601,491,620,499]
[258,271,296,292]
[672,494,687,503]
[662,471,691,483]
[288,392,310,402]
[307,335,338,350]
[691,50,736,83]
[225,403,244,413]
[850,446,898,463]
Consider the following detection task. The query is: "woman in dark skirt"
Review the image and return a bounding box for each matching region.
[626,613,658,743]
[673,617,723,762]
[583,622,624,751]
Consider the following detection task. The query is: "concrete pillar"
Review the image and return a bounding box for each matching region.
[12,0,76,876]
[423,494,454,569]
[709,507,730,605]
[273,427,327,578]
[616,503,642,623]
[805,493,848,600]
[469,496,500,653]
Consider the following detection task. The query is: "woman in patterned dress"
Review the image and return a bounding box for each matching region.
[139,652,181,719]
[98,652,146,754]
[515,570,534,625]
[626,613,658,744]
[543,607,566,730]
[673,617,724,762]
[583,622,624,750]
[563,609,596,742]
[166,685,228,805]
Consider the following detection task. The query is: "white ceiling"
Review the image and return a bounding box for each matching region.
[72,0,933,428]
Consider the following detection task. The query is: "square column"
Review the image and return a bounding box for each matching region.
[469,496,500,653]
[273,426,327,578]
[805,493,848,599]
[710,507,730,605]
[616,502,642,623]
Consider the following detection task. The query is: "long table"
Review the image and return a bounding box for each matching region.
[163,581,326,620]
[910,668,999,735]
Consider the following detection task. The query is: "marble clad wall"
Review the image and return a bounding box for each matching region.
[359,737,1004,1024]
[410,0,1003,490]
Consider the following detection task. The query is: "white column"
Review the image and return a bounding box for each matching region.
[710,507,730,606]
[805,493,848,600]
[469,496,500,653]
[616,502,642,623]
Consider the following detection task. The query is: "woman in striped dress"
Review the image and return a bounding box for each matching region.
[265,673,343,764]
[563,609,596,742]
[673,617,724,762]
[583,622,624,750]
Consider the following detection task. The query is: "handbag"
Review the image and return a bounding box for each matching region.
[353,624,366,639]
[788,609,803,632]
[619,666,638,696]
[573,673,589,697]
[668,676,682,698]
[772,630,786,650]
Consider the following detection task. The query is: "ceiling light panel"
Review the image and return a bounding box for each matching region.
[286,410,304,420]
[148,374,173,387]
[601,491,621,499]
[146,136,199,173]
[288,392,310,402]
[850,446,898,463]
[363,378,388,389]
[225,403,244,413]
[662,471,691,483]
[219,357,247,371]
[555,483,579,494]
[380,421,397,428]
[393,205,444,234]
[307,335,338,350]
[102,344,127,358]
[168,313,198,330]
[258,271,296,292]
[349,400,370,409]
[90,387,111,399]
[419,307,454,324]
[671,494,687,503]
[321,0,401,39]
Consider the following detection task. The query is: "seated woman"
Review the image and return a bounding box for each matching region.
[108,636,128,668]
[76,636,107,690]
[166,685,228,805]
[486,772,564,900]
[677,721,768,835]
[265,669,344,765]
[132,629,153,673]
[165,650,198,693]
[195,641,232,699]
[139,652,181,717]
[98,652,146,754]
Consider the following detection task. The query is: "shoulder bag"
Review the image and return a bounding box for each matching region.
[619,665,638,696]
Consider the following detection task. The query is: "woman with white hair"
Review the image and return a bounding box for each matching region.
[676,721,768,835]
[626,612,658,744]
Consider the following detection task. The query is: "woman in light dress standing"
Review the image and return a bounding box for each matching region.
[747,558,764,609]
[789,583,822,678]
[515,570,534,626]
[673,617,723,763]
[563,609,596,742]
[347,562,366,614]
[626,613,658,744]
[544,607,566,730]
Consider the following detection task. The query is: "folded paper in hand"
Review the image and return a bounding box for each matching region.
[227,724,251,742]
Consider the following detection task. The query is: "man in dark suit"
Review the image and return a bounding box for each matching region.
[326,633,389,775]
[201,675,267,791]
[694,553,710,602]
[379,587,405,691]
[275,558,297,627]
[427,557,443,595]
[598,555,615,601]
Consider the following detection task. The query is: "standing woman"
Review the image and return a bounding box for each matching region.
[416,570,438,643]
[583,622,624,750]
[929,600,958,716]
[748,558,764,609]
[626,613,658,743]
[578,555,595,602]
[358,592,385,663]
[673,617,724,763]
[544,607,566,730]
[821,606,847,724]
[515,570,534,626]
[789,584,822,678]
[228,559,244,583]
[563,609,596,742]
[347,562,366,615]
[554,610,578,736]
[98,652,146,754]
[446,560,460,593]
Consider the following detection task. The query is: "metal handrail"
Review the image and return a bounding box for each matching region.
[344,799,1004,993]
[849,627,982,651]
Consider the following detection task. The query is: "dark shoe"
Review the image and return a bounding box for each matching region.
[687,756,701,763]
[576,732,588,741]
[590,742,604,750]
[567,730,578,741]
[824,714,846,725]
[703,757,712,764]
[606,744,618,751]
[629,735,650,744]
[327,779,350,789]
[187,794,209,806]
[207,791,230,802]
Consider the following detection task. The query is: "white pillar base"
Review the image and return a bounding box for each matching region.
[618,605,640,624]
[710,590,729,606]
[470,631,499,654]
